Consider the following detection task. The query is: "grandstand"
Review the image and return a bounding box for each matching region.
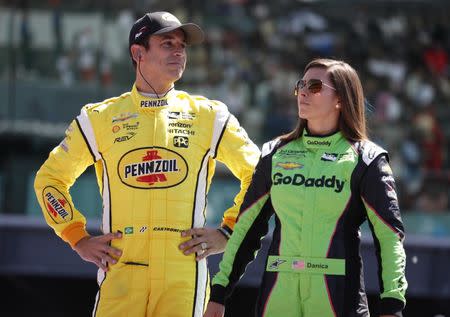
[0,1,449,316]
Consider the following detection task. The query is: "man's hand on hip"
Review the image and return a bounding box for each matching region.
[73,232,123,272]
[179,227,227,261]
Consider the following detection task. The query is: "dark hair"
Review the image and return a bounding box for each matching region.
[280,58,367,142]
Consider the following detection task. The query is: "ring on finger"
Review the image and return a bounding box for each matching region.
[201,242,208,250]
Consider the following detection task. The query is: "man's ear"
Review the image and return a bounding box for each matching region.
[130,45,142,62]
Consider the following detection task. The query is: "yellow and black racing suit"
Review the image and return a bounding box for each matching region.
[34,84,260,317]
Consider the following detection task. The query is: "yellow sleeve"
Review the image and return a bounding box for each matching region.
[34,117,95,248]
[215,114,260,230]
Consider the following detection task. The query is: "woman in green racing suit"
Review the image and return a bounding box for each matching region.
[204,58,407,317]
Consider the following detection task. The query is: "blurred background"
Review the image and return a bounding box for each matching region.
[0,0,449,316]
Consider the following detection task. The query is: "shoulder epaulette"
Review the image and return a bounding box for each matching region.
[262,139,281,158]
[358,140,388,166]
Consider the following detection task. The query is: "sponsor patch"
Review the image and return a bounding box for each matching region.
[269,258,286,270]
[118,147,188,189]
[123,122,140,130]
[42,187,73,223]
[321,153,338,162]
[275,162,303,170]
[114,132,136,143]
[277,149,307,158]
[306,140,331,147]
[167,111,196,120]
[167,128,195,135]
[124,227,134,234]
[173,136,189,148]
[112,125,121,133]
[140,99,168,108]
[273,173,345,193]
[112,112,138,123]
[168,122,193,129]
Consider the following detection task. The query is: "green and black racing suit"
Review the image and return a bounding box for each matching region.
[210,131,407,317]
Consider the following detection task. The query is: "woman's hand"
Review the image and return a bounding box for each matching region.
[203,301,225,317]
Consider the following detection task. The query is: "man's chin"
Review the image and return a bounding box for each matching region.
[169,70,184,82]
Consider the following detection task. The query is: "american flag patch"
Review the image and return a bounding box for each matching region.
[292,260,305,270]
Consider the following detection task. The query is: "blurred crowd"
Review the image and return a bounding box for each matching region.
[4,0,450,214]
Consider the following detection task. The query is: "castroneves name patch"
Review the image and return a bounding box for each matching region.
[42,187,73,223]
[118,147,188,189]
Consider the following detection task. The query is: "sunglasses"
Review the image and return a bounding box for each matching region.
[294,79,336,95]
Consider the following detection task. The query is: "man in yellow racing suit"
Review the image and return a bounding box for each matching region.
[34,11,260,317]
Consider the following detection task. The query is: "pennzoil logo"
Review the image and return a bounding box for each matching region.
[140,99,168,108]
[118,147,188,189]
[42,187,73,223]
[275,162,303,170]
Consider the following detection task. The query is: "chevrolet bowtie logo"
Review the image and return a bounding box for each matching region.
[276,162,303,170]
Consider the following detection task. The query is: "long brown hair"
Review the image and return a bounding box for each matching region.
[280,58,367,142]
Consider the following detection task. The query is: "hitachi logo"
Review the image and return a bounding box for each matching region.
[125,159,179,178]
[168,128,195,135]
[273,173,345,193]
[307,140,331,146]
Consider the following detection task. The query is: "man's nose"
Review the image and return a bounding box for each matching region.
[174,50,184,57]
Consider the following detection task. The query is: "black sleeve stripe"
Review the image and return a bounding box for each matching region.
[212,114,230,159]
[75,118,96,162]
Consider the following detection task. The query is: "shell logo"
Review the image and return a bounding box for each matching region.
[42,187,73,223]
[118,147,188,189]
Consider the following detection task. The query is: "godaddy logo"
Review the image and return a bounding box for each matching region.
[307,140,331,147]
[273,173,345,193]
